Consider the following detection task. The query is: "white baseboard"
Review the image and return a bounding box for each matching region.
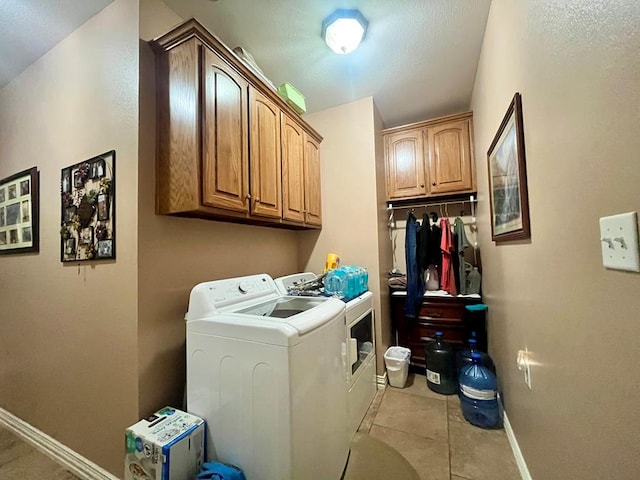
[502,407,533,480]
[376,372,387,389]
[0,407,119,480]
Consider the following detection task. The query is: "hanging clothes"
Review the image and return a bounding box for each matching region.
[453,217,470,294]
[428,216,442,279]
[440,218,457,295]
[417,213,430,272]
[452,231,461,292]
[404,212,424,317]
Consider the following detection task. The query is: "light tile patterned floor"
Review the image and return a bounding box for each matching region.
[0,427,81,480]
[1,374,519,480]
[359,373,520,480]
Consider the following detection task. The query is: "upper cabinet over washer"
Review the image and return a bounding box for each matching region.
[151,19,322,229]
[383,112,476,201]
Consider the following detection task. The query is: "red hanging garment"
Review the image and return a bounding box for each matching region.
[440,218,457,295]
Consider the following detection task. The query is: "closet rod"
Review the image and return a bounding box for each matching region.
[387,195,476,211]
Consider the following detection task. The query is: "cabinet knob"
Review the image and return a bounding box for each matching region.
[245,194,251,200]
[255,197,261,203]
[432,182,436,186]
[420,184,424,188]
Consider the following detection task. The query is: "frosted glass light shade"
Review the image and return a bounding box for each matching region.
[322,9,368,55]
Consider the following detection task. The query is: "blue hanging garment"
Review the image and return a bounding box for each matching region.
[197,461,246,480]
[404,212,424,317]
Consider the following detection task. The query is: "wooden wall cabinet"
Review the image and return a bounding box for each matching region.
[152,19,322,229]
[281,114,322,226]
[384,112,476,201]
[390,290,485,370]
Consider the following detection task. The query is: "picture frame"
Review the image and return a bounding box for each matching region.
[61,168,71,193]
[90,159,105,179]
[97,193,110,221]
[487,92,531,242]
[79,226,93,246]
[60,150,115,262]
[0,167,40,255]
[97,239,113,258]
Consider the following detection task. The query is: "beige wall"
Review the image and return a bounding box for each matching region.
[373,104,394,370]
[471,1,640,478]
[299,97,391,374]
[0,0,140,475]
[137,0,300,419]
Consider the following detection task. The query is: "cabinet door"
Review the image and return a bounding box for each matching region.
[385,130,428,199]
[249,87,282,218]
[201,47,249,212]
[426,119,474,194]
[281,114,305,223]
[303,133,322,226]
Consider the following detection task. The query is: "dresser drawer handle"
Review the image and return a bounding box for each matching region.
[424,312,442,318]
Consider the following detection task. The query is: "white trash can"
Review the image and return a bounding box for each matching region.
[384,346,411,388]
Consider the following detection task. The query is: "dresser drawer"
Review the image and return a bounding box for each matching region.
[412,321,465,344]
[417,302,465,322]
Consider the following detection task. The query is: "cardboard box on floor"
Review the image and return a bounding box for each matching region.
[124,407,204,480]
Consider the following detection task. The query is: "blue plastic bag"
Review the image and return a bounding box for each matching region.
[197,461,246,480]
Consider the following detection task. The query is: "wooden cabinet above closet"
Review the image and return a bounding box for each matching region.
[383,112,476,201]
[151,19,322,229]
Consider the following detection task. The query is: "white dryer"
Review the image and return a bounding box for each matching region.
[185,274,349,480]
[275,273,377,439]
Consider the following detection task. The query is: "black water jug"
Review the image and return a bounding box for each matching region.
[425,332,457,394]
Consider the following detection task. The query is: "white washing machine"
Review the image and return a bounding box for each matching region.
[185,274,349,480]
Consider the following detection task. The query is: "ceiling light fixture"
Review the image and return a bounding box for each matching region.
[321,9,368,55]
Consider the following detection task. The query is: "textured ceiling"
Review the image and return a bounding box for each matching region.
[0,0,113,89]
[163,0,492,127]
[0,1,491,128]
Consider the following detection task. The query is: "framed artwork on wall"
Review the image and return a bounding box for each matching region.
[0,167,40,255]
[60,150,115,262]
[487,92,531,243]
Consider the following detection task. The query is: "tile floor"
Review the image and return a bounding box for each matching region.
[0,426,80,479]
[358,372,520,480]
[0,373,519,480]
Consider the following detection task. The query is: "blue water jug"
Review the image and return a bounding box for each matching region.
[458,352,501,429]
[457,338,496,375]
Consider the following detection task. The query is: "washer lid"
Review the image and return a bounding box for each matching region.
[236,296,344,335]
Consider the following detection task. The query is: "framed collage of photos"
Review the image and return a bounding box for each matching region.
[0,167,39,254]
[60,150,115,262]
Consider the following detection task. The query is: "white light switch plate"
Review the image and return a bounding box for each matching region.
[599,212,640,272]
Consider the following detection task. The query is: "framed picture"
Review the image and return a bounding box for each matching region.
[0,167,39,255]
[60,150,115,262]
[62,168,71,193]
[97,194,110,221]
[73,170,85,189]
[487,92,530,242]
[97,239,113,258]
[90,159,105,179]
[64,205,77,223]
[79,226,93,246]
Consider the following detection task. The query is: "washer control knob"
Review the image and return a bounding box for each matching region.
[238,281,251,294]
